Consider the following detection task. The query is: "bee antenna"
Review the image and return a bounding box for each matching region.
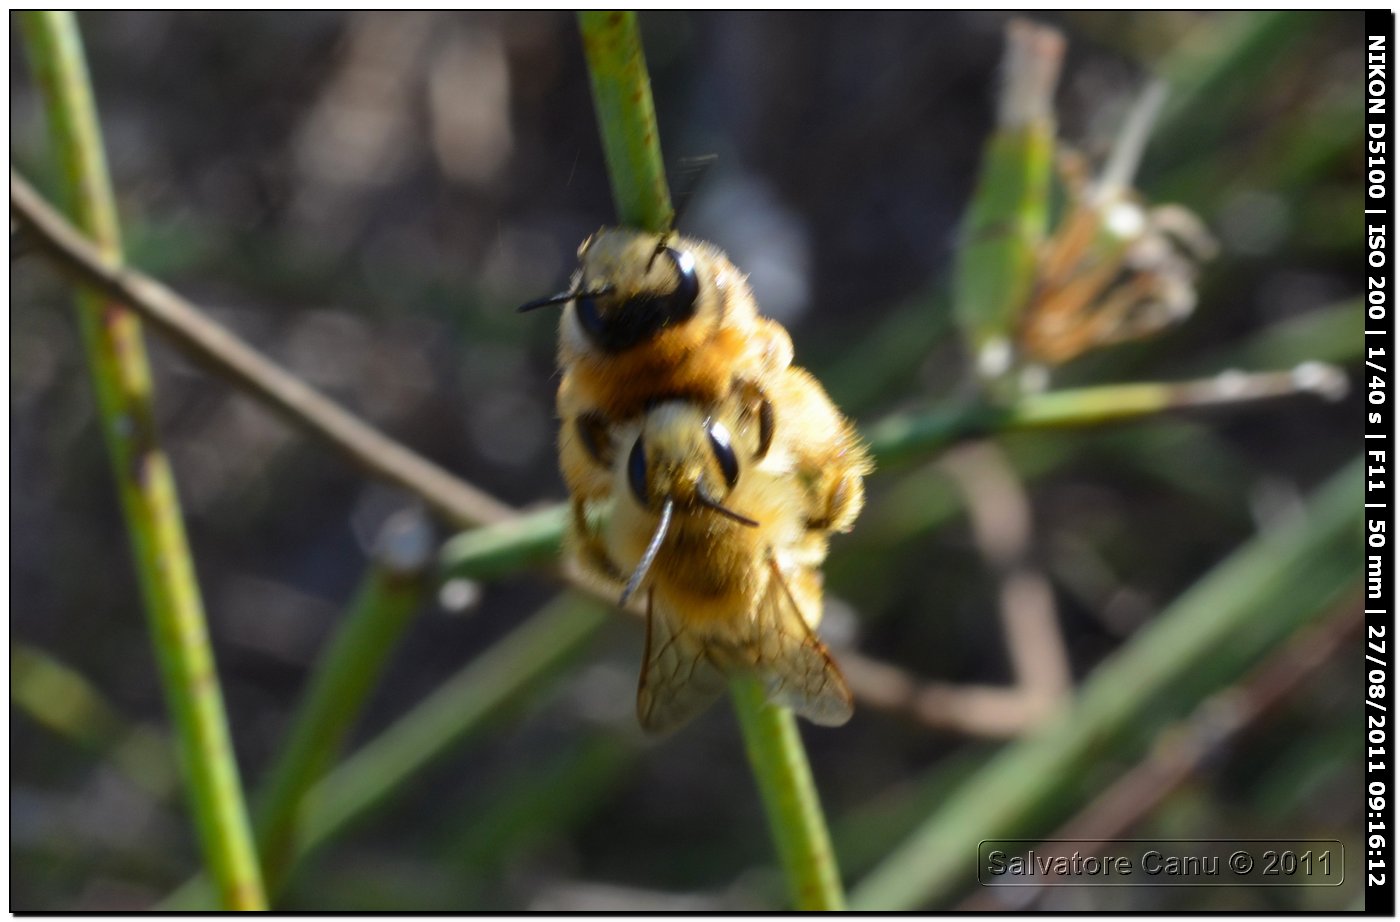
[620,497,675,607]
[644,154,720,272]
[516,285,613,313]
[696,490,759,528]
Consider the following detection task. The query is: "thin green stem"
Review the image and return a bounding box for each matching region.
[295,594,611,857]
[443,366,1343,585]
[848,457,1362,909]
[12,644,179,801]
[577,11,674,233]
[575,12,845,907]
[160,591,611,911]
[18,11,265,910]
[865,365,1345,468]
[731,678,846,910]
[11,170,1344,546]
[438,504,570,581]
[1155,12,1315,165]
[953,19,1060,380]
[254,510,434,897]
[9,168,515,528]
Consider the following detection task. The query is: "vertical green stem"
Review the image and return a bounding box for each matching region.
[254,510,432,897]
[576,12,846,908]
[577,10,674,232]
[953,19,1061,384]
[216,594,601,909]
[731,678,846,910]
[849,459,1362,909]
[18,11,265,910]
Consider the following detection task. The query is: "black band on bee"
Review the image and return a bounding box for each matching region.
[705,418,740,489]
[627,436,649,507]
[575,248,700,353]
[575,412,614,468]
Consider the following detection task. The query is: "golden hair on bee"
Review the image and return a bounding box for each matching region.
[522,227,794,421]
[523,225,870,732]
[527,227,798,510]
[569,371,869,733]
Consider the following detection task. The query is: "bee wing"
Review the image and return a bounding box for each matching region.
[636,560,854,734]
[636,589,731,734]
[749,556,854,727]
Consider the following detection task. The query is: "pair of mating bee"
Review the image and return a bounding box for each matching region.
[521,229,871,733]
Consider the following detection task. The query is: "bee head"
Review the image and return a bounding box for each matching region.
[519,228,712,355]
[626,402,757,528]
[571,229,703,353]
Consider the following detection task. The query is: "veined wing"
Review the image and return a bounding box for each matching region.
[748,555,853,726]
[636,589,731,734]
[635,557,853,734]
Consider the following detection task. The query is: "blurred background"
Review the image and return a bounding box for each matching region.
[11,11,1363,910]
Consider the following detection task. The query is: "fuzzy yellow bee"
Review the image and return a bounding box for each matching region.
[582,369,869,732]
[520,227,795,505]
[520,228,870,731]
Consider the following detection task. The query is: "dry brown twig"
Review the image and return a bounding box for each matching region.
[844,441,1072,738]
[10,167,516,528]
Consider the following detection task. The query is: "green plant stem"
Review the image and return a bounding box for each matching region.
[254,511,433,897]
[577,11,673,232]
[438,504,570,581]
[865,366,1345,468]
[11,170,1345,540]
[18,11,265,910]
[1156,12,1315,164]
[9,168,515,528]
[160,591,611,910]
[731,678,847,910]
[575,13,846,907]
[954,19,1060,376]
[447,734,634,875]
[12,644,179,800]
[848,457,1362,909]
[295,594,611,857]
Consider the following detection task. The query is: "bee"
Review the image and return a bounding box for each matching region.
[571,368,870,732]
[520,227,795,505]
[522,226,870,730]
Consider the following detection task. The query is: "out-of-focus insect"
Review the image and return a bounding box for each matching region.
[573,369,869,732]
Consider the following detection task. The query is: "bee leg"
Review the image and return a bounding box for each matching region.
[568,498,626,583]
[574,411,615,469]
[804,470,866,534]
[731,378,775,461]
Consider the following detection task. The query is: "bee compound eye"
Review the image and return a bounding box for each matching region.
[627,436,650,507]
[706,419,740,490]
[574,292,608,343]
[661,248,700,319]
[576,249,701,352]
